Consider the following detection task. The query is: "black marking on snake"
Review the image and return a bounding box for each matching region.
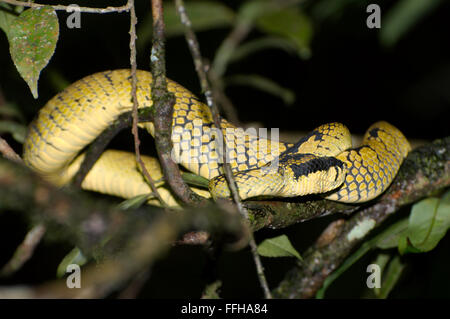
[283,154,345,179]
[103,71,115,87]
[189,95,203,105]
[71,82,92,109]
[283,130,324,155]
[52,101,71,124]
[368,128,380,138]
[80,77,104,103]
[333,166,339,181]
[30,123,63,152]
[92,73,113,98]
[47,113,67,131]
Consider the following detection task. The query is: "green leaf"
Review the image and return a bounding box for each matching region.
[137,1,235,49]
[0,120,27,143]
[398,235,422,255]
[257,234,302,260]
[318,191,450,298]
[201,280,222,299]
[402,193,450,253]
[376,255,405,299]
[225,74,295,105]
[255,7,313,59]
[372,253,391,297]
[236,0,281,25]
[118,193,151,210]
[375,219,409,249]
[380,0,442,47]
[229,36,298,63]
[7,6,59,98]
[182,172,209,188]
[56,247,87,278]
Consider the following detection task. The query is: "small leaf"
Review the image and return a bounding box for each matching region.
[229,36,298,63]
[8,6,59,98]
[255,7,313,59]
[137,1,235,49]
[118,193,151,210]
[402,193,450,252]
[0,120,27,143]
[257,234,302,260]
[56,247,87,278]
[376,256,405,299]
[317,192,450,298]
[236,0,280,24]
[225,74,295,105]
[375,219,409,249]
[380,0,442,47]
[182,172,209,188]
[201,280,222,299]
[372,253,391,297]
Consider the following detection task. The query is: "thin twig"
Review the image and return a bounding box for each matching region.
[72,108,152,187]
[0,157,246,298]
[0,0,131,13]
[0,224,46,277]
[0,136,22,163]
[175,0,272,299]
[129,0,167,207]
[150,0,205,205]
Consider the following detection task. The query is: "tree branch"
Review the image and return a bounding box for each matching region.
[0,0,132,13]
[0,157,246,298]
[129,0,166,207]
[273,137,450,298]
[150,0,205,206]
[175,0,272,298]
[0,136,22,163]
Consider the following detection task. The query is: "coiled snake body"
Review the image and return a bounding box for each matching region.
[23,70,411,206]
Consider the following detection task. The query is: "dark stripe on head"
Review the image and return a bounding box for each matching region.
[282,130,324,155]
[288,155,344,179]
[368,128,380,138]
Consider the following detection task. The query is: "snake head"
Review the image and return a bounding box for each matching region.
[276,153,347,197]
[208,166,285,200]
[208,154,347,200]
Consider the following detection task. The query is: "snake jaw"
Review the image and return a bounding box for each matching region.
[208,166,285,200]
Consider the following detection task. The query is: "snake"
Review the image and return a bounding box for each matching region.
[22,69,411,206]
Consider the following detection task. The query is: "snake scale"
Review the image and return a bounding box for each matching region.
[22,70,411,206]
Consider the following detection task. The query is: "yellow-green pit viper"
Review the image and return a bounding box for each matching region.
[22,70,411,207]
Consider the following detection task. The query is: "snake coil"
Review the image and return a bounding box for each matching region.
[23,70,411,206]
